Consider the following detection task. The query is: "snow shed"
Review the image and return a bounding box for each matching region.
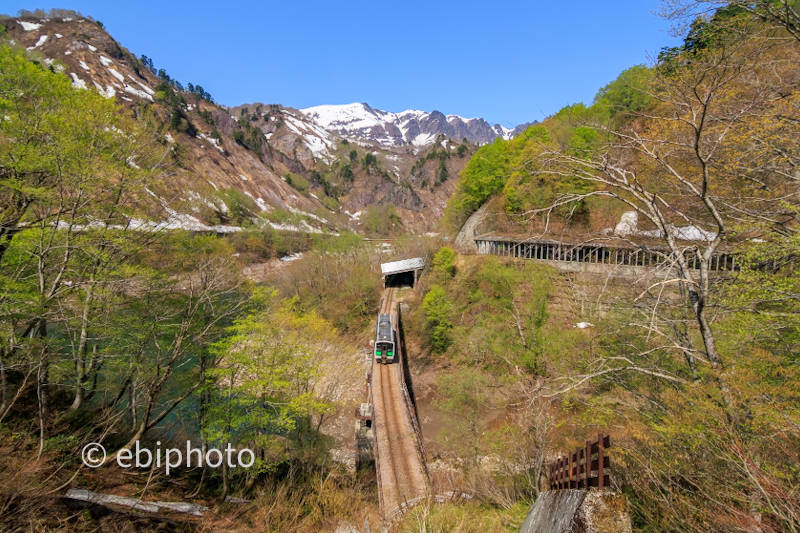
[380,257,425,288]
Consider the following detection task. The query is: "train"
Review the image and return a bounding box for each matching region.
[375,313,396,364]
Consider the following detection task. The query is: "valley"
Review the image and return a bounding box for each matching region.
[0,4,799,533]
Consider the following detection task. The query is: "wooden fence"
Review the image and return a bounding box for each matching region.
[550,433,611,490]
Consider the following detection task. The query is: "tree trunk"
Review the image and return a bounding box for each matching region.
[129,382,138,432]
[220,462,229,503]
[0,347,7,420]
[36,355,48,458]
[35,320,48,459]
[70,280,95,411]
[84,345,101,402]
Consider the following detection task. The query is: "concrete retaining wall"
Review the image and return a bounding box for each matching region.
[519,490,631,533]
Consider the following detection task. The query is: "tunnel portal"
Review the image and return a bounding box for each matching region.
[380,258,425,288]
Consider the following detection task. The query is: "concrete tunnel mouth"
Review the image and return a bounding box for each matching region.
[380,257,426,289]
[385,270,415,288]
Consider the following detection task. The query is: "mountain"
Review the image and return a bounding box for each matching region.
[2,14,531,235]
[301,103,531,147]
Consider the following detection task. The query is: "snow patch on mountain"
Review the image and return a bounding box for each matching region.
[300,102,522,147]
[18,21,42,31]
[70,73,87,89]
[281,112,336,163]
[27,34,47,50]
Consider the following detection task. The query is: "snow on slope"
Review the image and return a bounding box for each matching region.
[280,111,336,163]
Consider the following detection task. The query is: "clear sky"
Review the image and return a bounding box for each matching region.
[4,1,682,127]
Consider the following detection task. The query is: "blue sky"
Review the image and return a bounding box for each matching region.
[4,1,682,126]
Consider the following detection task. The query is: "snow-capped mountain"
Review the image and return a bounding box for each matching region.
[3,13,522,234]
[301,103,527,147]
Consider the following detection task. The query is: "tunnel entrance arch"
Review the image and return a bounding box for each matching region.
[381,258,425,288]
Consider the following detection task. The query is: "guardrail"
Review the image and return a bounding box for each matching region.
[550,433,611,490]
[396,304,430,480]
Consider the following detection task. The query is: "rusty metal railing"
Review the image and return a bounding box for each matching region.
[550,433,611,490]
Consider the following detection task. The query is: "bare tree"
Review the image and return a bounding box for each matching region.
[523,21,799,396]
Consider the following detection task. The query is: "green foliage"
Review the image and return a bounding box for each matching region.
[397,500,528,533]
[285,172,310,195]
[321,196,338,211]
[0,43,162,263]
[423,285,453,353]
[658,4,750,68]
[311,170,341,199]
[363,152,377,168]
[361,204,401,236]
[233,118,265,156]
[415,254,562,374]
[445,107,609,232]
[432,246,457,278]
[339,162,354,183]
[219,187,255,225]
[568,126,599,156]
[593,64,654,119]
[410,145,452,180]
[207,289,336,474]
[449,137,514,225]
[436,157,448,185]
[227,228,274,260]
[278,239,380,332]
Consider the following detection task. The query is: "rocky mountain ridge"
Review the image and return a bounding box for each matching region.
[2,13,530,235]
[301,102,532,147]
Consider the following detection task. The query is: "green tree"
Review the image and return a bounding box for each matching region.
[423,285,453,353]
[363,153,377,168]
[448,138,514,225]
[208,290,337,499]
[0,44,165,450]
[592,64,654,119]
[432,246,457,278]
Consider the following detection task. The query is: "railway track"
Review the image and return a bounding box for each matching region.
[372,287,429,519]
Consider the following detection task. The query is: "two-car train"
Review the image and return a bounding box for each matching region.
[375,313,396,364]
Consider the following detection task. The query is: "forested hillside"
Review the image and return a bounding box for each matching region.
[421,2,799,531]
[1,10,482,238]
[0,2,799,532]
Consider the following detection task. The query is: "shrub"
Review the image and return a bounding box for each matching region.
[321,196,339,211]
[432,246,457,278]
[219,188,256,225]
[362,205,401,236]
[363,153,377,167]
[423,285,453,353]
[285,173,310,195]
